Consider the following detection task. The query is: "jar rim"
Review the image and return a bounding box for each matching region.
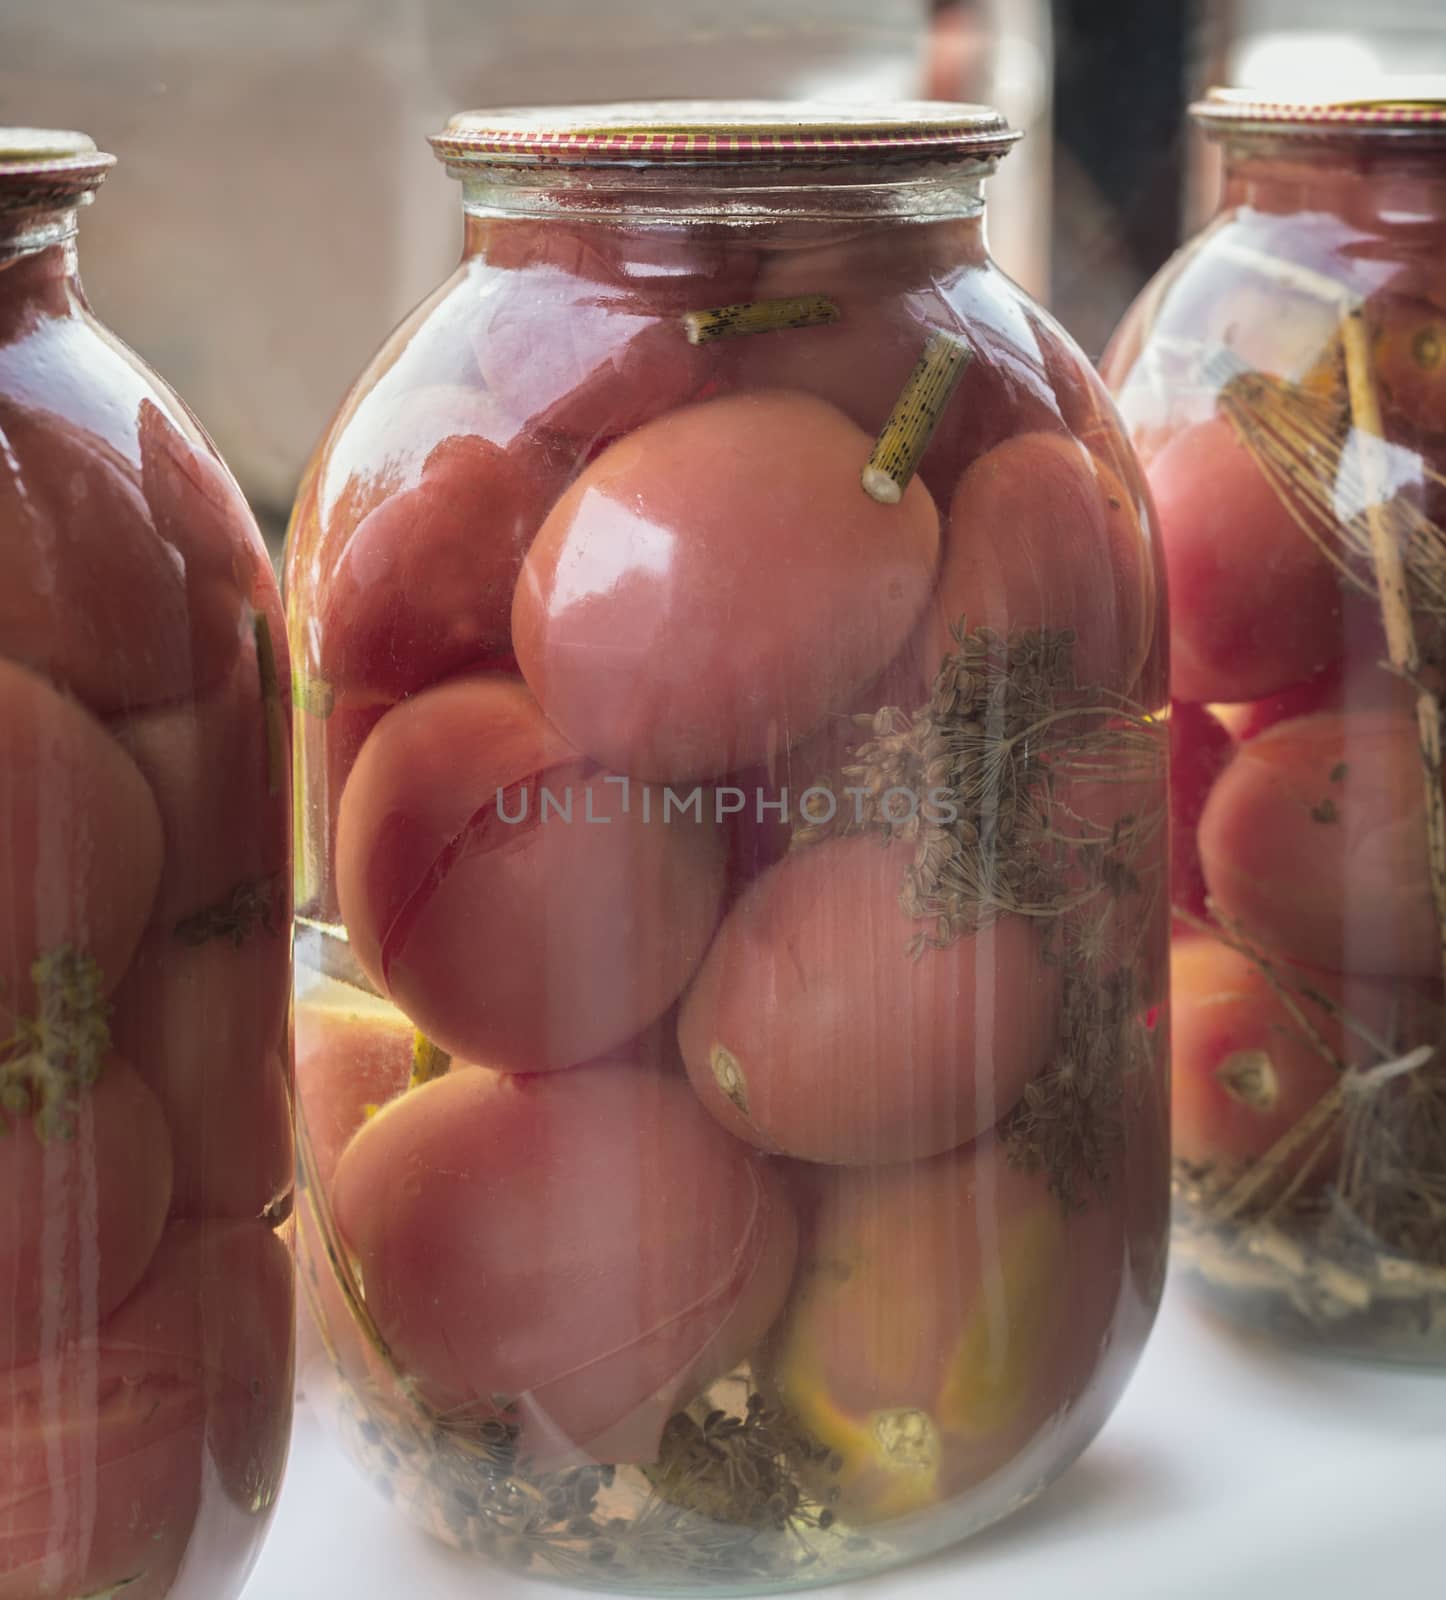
[0,128,115,211]
[430,100,1019,171]
[1193,82,1446,140]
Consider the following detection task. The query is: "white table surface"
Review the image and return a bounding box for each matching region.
[242,1273,1446,1600]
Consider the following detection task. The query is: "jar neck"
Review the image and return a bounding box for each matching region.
[1218,133,1446,227]
[0,202,81,310]
[454,160,992,244]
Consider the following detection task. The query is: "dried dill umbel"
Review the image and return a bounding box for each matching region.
[174,872,282,948]
[794,618,1167,1210]
[0,947,112,1140]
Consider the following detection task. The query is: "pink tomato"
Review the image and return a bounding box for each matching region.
[679,837,1060,1165]
[1199,710,1440,975]
[758,1137,1126,1523]
[0,1217,292,1598]
[110,927,293,1220]
[513,390,940,782]
[0,1060,172,1367]
[926,432,1155,695]
[293,1001,414,1192]
[110,620,289,929]
[1217,651,1416,743]
[728,226,1069,501]
[1171,936,1347,1179]
[1169,702,1234,920]
[102,1221,294,1513]
[314,385,569,701]
[1147,416,1345,702]
[0,660,163,1003]
[335,675,725,1069]
[1370,292,1446,437]
[331,1064,797,1467]
[467,217,755,446]
[0,396,264,715]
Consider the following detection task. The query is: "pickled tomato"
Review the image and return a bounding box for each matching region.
[1168,702,1234,920]
[0,660,163,1002]
[759,1138,1122,1522]
[1171,937,1346,1177]
[0,1059,171,1366]
[513,390,940,782]
[335,675,725,1069]
[315,385,570,701]
[110,929,293,1220]
[331,1064,797,1467]
[110,621,288,929]
[1147,416,1345,702]
[1199,711,1441,975]
[0,397,261,715]
[467,218,754,446]
[728,226,1074,501]
[679,837,1060,1165]
[927,432,1154,695]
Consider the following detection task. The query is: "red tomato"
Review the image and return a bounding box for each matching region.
[926,432,1155,695]
[758,1137,1127,1523]
[110,927,293,1220]
[729,227,1070,502]
[0,1217,292,1598]
[1370,293,1446,436]
[678,837,1060,1165]
[1169,702,1234,920]
[466,217,757,444]
[1199,710,1439,976]
[331,1064,798,1467]
[513,390,941,782]
[104,1221,294,1515]
[313,385,568,702]
[0,1364,203,1600]
[335,675,726,1069]
[294,1001,414,1192]
[110,620,289,929]
[1146,416,1346,702]
[0,393,264,715]
[470,214,759,313]
[1217,651,1416,742]
[0,1059,171,1367]
[0,660,163,1003]
[1171,937,1350,1177]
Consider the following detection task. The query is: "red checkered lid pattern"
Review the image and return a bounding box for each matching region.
[430,101,1018,169]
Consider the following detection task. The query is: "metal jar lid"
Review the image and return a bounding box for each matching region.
[0,129,115,211]
[1193,82,1446,140]
[430,101,1019,172]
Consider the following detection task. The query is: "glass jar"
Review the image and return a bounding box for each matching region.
[1105,87,1446,1362]
[287,102,1168,1593]
[0,131,294,1596]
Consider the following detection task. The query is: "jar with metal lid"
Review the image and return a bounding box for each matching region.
[1105,85,1446,1362]
[287,101,1168,1592]
[0,131,294,1597]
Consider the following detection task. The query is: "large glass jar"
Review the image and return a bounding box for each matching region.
[286,102,1168,1593]
[1105,88,1446,1362]
[0,131,294,1596]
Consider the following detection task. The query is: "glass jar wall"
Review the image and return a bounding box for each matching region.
[0,132,294,1596]
[1105,88,1446,1362]
[286,103,1169,1594]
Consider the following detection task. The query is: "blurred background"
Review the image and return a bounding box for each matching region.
[3,0,1444,526]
